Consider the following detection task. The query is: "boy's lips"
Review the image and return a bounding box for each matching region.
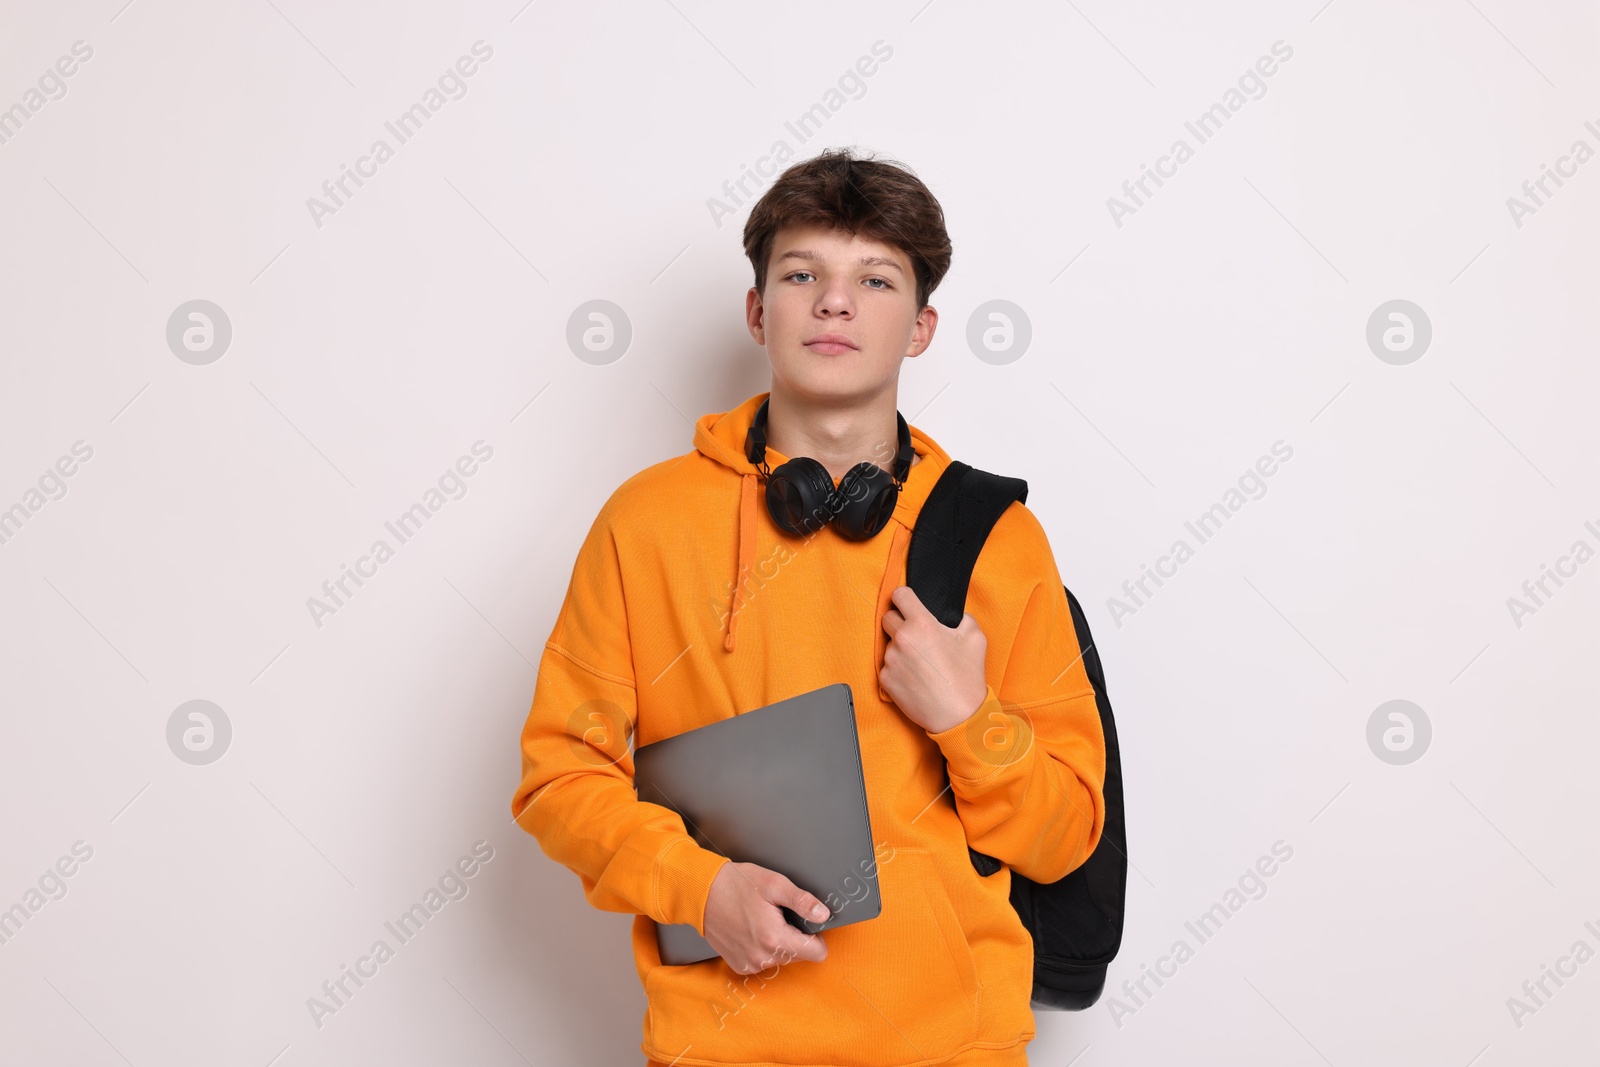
[804,333,858,355]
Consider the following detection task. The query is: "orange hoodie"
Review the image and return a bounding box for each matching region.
[511,391,1106,1067]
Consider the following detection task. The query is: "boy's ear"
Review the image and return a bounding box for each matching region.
[905,304,939,358]
[746,286,767,346]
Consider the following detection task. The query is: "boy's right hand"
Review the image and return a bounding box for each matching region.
[702,861,830,975]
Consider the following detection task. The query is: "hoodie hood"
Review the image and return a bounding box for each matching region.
[692,391,951,655]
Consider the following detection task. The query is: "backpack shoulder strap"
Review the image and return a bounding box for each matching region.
[907,460,1029,628]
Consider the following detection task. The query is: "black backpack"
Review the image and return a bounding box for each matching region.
[905,460,1127,1010]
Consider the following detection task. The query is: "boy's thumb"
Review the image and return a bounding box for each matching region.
[774,876,829,923]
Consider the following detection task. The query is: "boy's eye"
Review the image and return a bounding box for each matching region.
[786,271,891,289]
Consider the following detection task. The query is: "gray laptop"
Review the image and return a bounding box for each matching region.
[633,681,882,965]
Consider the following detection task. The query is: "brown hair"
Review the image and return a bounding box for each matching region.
[742,147,953,309]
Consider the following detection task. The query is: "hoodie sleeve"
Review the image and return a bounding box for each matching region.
[923,504,1107,885]
[510,498,730,935]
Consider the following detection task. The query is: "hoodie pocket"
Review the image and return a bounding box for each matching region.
[643,847,980,1066]
[893,846,982,1013]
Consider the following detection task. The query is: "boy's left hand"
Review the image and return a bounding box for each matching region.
[879,585,989,734]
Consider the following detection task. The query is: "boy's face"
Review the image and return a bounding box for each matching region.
[746,223,937,404]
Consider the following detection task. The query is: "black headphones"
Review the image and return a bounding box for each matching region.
[743,396,915,541]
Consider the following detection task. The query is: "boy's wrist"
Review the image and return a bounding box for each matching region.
[926,685,1032,782]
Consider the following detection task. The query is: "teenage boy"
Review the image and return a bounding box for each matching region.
[512,148,1106,1067]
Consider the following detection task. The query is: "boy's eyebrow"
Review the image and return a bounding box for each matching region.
[777,249,906,274]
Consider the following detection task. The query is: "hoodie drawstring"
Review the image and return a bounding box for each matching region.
[725,472,759,652]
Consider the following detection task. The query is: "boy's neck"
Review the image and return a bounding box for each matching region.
[762,387,918,486]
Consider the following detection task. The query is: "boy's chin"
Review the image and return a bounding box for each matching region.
[774,357,891,391]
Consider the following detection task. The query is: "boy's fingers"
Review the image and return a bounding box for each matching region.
[890,585,930,618]
[778,926,827,963]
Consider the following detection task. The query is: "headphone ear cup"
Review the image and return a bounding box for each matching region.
[765,457,838,536]
[832,462,898,541]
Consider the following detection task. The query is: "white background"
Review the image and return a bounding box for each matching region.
[1,1,1596,1064]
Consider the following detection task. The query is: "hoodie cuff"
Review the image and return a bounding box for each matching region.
[926,684,1033,784]
[657,837,732,936]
